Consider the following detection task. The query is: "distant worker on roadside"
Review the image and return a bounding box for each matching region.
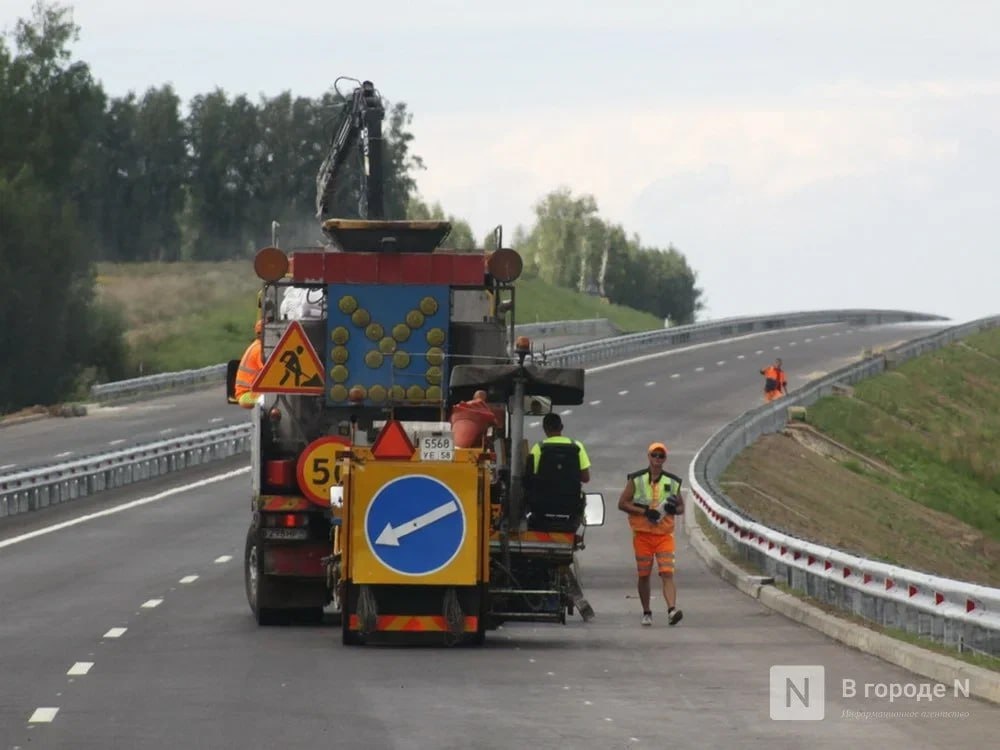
[760,357,788,402]
[234,319,265,408]
[617,442,684,627]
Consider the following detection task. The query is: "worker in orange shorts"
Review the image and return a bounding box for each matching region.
[760,357,788,402]
[617,442,684,626]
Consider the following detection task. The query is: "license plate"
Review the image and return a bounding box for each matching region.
[262,528,308,540]
[419,435,454,461]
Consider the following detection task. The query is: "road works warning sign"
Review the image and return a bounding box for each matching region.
[252,321,325,394]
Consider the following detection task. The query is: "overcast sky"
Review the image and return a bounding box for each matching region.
[3,0,997,323]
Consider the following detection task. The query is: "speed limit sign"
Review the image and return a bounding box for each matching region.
[296,436,350,505]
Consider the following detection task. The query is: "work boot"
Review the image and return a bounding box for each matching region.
[641,612,652,627]
[668,607,683,626]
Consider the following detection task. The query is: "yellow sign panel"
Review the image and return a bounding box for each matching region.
[252,321,324,394]
[348,461,483,586]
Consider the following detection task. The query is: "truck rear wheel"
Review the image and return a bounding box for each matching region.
[245,525,280,626]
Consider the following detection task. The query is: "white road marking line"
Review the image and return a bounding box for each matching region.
[215,555,232,563]
[141,599,163,609]
[103,627,127,638]
[644,381,656,387]
[546,671,555,676]
[559,409,573,415]
[55,451,73,458]
[209,417,223,423]
[755,349,763,355]
[588,400,602,406]
[159,428,174,435]
[0,463,16,471]
[67,662,93,676]
[618,390,629,395]
[0,468,250,550]
[773,345,781,350]
[695,367,704,372]
[716,360,725,366]
[737,354,745,359]
[29,708,59,723]
[670,373,680,379]
[584,700,593,706]
[820,334,827,339]
[804,338,813,343]
[789,342,797,346]
[180,575,198,584]
[108,439,125,446]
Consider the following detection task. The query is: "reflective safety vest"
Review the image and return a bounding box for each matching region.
[627,468,681,535]
[761,366,786,393]
[235,339,263,407]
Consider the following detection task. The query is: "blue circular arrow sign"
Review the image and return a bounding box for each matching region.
[364,475,466,576]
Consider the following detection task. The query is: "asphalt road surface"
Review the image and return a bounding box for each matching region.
[2,320,996,750]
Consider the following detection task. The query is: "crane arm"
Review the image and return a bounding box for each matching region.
[315,79,385,220]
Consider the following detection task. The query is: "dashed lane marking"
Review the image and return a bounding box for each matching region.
[67,662,93,676]
[28,708,59,723]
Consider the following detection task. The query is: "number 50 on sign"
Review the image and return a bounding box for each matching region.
[296,436,350,505]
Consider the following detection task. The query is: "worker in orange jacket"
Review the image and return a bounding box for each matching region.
[234,319,265,408]
[617,442,684,627]
[760,357,788,402]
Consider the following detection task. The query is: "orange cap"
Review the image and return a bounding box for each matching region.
[648,442,668,455]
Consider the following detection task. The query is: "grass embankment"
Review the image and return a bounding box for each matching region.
[720,327,1000,587]
[96,261,663,376]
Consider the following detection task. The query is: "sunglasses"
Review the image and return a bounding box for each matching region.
[649,452,666,459]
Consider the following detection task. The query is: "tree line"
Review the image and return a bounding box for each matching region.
[0,2,703,413]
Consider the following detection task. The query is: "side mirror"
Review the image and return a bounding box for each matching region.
[584,492,605,526]
[226,359,240,404]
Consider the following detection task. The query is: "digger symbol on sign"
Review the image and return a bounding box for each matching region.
[251,321,325,394]
[279,346,321,388]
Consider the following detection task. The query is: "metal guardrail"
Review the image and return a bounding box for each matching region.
[90,309,944,402]
[542,308,945,367]
[688,314,1000,656]
[6,308,946,522]
[0,425,251,518]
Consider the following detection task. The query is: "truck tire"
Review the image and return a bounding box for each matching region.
[245,525,280,626]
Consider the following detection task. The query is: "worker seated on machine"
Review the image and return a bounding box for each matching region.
[523,413,590,531]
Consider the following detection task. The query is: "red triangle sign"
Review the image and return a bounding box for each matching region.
[372,420,415,460]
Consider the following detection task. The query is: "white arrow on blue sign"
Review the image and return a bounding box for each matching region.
[365,475,466,576]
